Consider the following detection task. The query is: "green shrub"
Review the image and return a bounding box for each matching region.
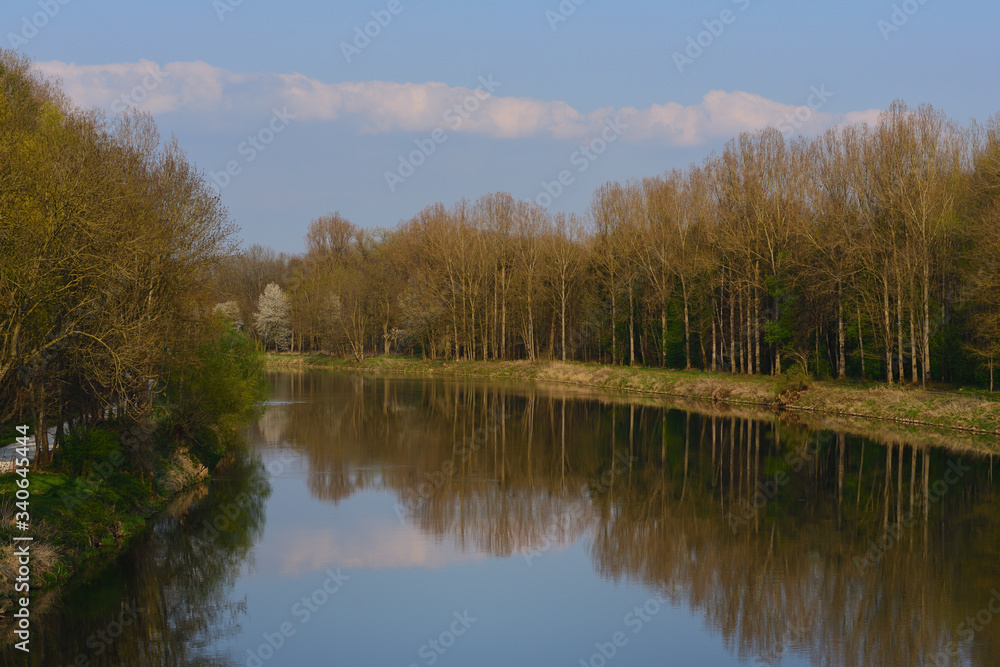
[774,357,812,400]
[162,315,269,466]
[60,428,122,476]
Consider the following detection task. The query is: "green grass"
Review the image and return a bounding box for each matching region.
[0,469,158,565]
[0,461,183,608]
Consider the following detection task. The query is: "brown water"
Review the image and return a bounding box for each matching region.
[6,371,1000,666]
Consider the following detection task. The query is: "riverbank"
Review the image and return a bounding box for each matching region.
[0,322,268,616]
[266,354,1000,437]
[0,447,207,615]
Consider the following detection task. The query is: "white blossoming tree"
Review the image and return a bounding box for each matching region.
[253,283,292,351]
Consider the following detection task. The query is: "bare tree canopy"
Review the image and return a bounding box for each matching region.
[211,103,1000,391]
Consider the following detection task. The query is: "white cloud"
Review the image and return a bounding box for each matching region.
[35,59,880,144]
[259,523,486,576]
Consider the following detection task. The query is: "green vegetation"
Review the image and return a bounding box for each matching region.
[0,322,267,609]
[0,47,240,464]
[0,51,268,605]
[0,321,267,607]
[162,316,270,468]
[0,469,154,591]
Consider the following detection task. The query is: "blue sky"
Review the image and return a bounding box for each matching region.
[4,0,998,252]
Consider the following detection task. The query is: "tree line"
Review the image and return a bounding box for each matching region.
[0,50,264,469]
[222,100,1000,389]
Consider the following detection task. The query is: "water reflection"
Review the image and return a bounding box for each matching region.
[260,371,1000,667]
[3,453,270,666]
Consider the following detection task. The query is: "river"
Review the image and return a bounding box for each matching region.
[6,371,1000,666]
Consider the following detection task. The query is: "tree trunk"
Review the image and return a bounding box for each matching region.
[482,322,488,362]
[922,258,931,389]
[39,410,49,468]
[896,275,904,386]
[682,278,691,370]
[858,304,866,380]
[548,309,556,360]
[838,284,846,379]
[730,286,737,374]
[883,272,894,386]
[774,296,781,375]
[744,292,753,374]
[461,282,469,360]
[470,303,477,360]
[909,290,917,385]
[501,267,507,360]
[492,272,498,360]
[56,397,65,458]
[753,290,761,376]
[628,280,636,367]
[661,307,668,369]
[738,290,745,374]
[639,327,647,366]
[527,294,535,361]
[711,300,717,372]
[610,288,617,366]
[560,275,567,362]
[815,327,821,377]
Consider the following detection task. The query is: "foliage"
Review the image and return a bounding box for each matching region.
[0,48,237,468]
[774,355,812,401]
[162,316,269,467]
[59,427,122,476]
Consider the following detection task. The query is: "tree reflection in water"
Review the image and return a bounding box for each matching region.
[5,452,270,666]
[263,371,1000,667]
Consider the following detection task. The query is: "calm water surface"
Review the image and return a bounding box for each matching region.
[7,371,1000,666]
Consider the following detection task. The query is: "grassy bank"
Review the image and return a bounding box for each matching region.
[0,322,268,615]
[0,447,207,614]
[266,354,1000,436]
